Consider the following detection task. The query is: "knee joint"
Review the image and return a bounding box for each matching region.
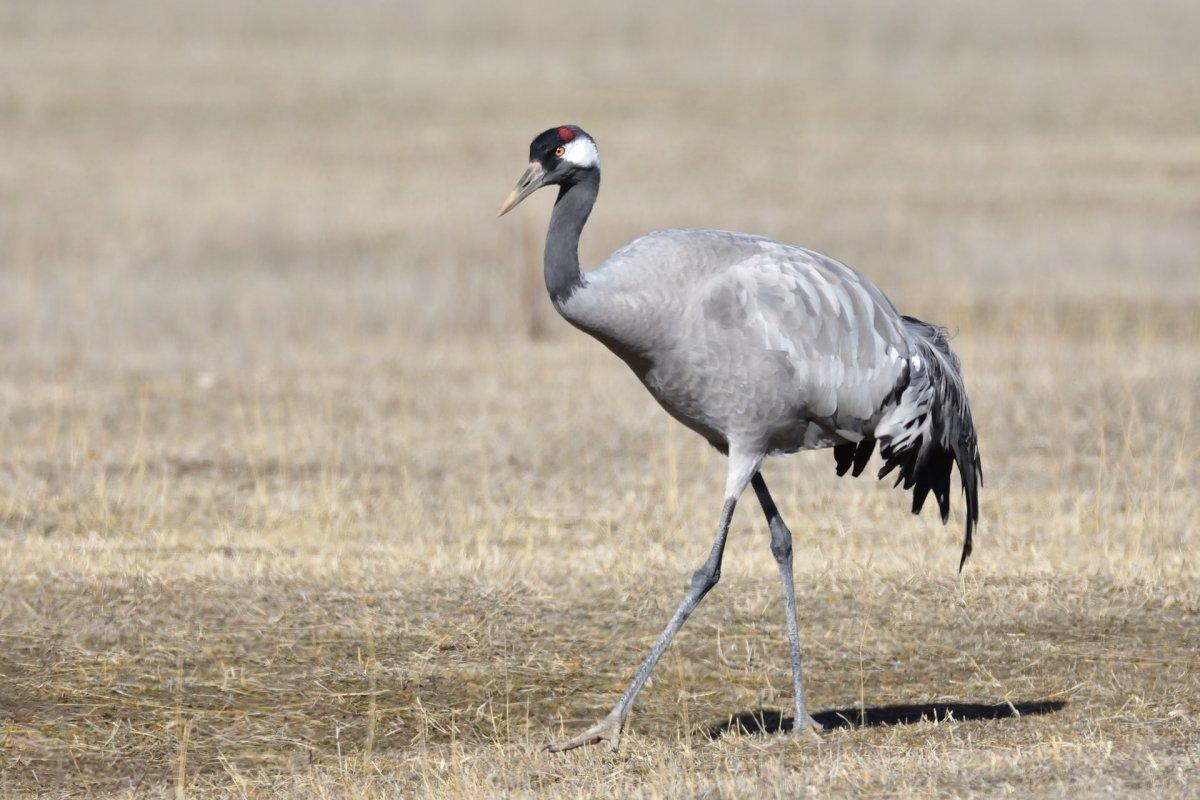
[770,525,792,563]
[690,564,720,592]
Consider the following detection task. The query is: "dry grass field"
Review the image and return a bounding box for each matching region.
[2,0,1199,796]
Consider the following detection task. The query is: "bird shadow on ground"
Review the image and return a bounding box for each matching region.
[704,700,1067,739]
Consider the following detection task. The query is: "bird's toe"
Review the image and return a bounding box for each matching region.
[788,714,825,739]
[545,714,624,754]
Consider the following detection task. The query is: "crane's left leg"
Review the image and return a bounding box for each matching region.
[751,472,824,737]
[545,449,763,754]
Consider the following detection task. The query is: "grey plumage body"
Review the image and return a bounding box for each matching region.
[499,125,981,753]
[562,227,980,541]
[562,228,913,455]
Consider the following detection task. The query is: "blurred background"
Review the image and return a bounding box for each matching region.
[4,0,1197,360]
[1,1,1198,794]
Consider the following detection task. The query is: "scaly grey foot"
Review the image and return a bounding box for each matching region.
[788,713,825,739]
[545,711,624,753]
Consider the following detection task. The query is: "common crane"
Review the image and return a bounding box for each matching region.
[498,125,981,753]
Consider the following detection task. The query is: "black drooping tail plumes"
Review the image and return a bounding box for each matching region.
[834,316,981,570]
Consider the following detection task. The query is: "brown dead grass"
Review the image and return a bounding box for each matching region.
[1,1,1199,797]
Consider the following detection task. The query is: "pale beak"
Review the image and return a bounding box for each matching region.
[497,161,546,217]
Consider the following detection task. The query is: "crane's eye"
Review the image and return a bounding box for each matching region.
[554,145,566,157]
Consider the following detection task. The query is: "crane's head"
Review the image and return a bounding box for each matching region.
[498,125,599,216]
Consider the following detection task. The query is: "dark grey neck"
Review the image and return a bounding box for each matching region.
[544,170,599,305]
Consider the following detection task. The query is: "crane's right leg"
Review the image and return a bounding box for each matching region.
[750,472,824,737]
[546,449,763,753]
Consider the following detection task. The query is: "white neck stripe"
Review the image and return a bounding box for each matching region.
[562,137,599,168]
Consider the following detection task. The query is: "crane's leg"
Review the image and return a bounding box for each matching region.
[546,450,763,754]
[750,472,824,737]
